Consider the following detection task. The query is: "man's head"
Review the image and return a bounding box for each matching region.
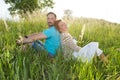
[47,12,57,27]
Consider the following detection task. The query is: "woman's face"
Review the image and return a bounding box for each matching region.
[58,21,68,32]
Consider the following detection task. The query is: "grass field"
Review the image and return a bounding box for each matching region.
[0,17,120,80]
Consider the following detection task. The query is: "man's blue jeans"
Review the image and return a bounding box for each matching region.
[32,40,54,57]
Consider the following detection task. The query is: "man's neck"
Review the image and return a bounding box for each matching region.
[49,25,54,27]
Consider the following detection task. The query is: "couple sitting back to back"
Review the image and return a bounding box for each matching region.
[17,12,60,57]
[17,12,108,63]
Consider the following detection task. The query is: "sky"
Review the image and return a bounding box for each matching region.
[0,0,120,23]
[0,0,11,19]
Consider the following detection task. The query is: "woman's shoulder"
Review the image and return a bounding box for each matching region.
[61,33,72,38]
[61,33,73,43]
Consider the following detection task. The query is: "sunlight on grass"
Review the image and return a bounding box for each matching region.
[0,18,120,80]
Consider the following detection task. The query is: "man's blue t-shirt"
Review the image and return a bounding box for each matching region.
[43,26,60,55]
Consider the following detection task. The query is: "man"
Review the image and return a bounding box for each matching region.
[17,12,60,57]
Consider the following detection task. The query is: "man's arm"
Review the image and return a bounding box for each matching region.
[25,33,39,38]
[17,32,47,44]
[27,32,47,42]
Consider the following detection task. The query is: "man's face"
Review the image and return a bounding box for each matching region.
[47,14,56,27]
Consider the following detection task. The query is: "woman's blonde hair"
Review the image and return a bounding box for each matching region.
[54,20,62,32]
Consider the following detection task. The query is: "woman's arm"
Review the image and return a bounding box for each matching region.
[62,33,81,52]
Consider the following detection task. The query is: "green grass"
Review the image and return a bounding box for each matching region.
[0,18,120,80]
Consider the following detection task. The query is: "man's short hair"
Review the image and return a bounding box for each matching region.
[47,12,57,18]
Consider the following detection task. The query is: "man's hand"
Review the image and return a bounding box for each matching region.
[16,36,25,45]
[16,32,47,45]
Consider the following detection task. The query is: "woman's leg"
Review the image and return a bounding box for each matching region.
[74,42,108,63]
[73,42,99,62]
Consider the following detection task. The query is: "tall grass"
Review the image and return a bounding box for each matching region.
[0,17,120,80]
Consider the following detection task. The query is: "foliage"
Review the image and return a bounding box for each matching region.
[4,0,54,15]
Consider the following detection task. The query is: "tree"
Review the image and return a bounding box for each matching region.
[4,0,54,16]
[63,9,73,20]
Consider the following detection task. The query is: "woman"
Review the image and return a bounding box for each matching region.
[54,20,108,63]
